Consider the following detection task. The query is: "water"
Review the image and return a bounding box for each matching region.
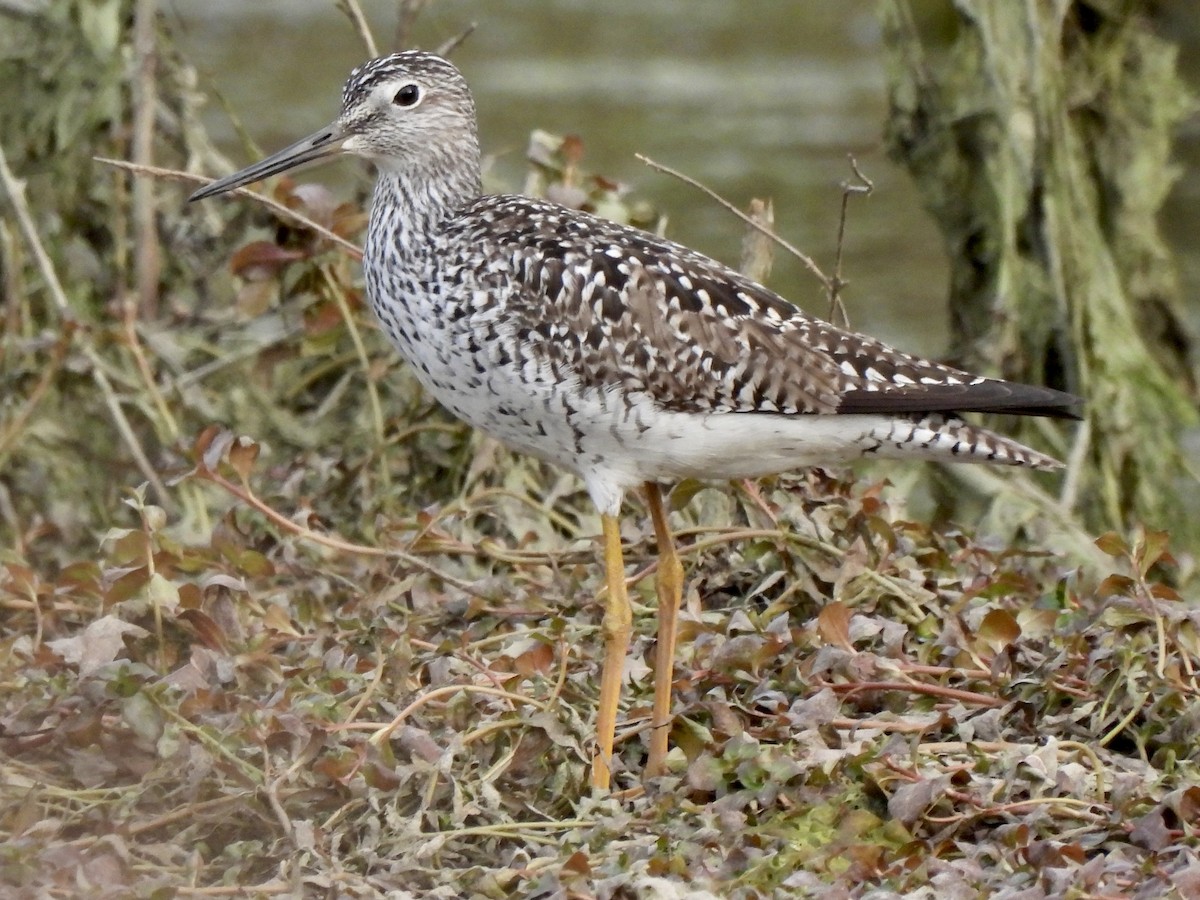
[172,0,1199,357]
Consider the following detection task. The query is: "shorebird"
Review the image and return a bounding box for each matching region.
[189,51,1079,791]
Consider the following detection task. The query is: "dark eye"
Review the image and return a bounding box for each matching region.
[393,84,421,107]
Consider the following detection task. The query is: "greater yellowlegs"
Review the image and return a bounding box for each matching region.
[190,51,1080,791]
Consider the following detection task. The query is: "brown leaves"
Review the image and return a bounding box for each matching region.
[7,448,1200,897]
[817,601,854,650]
[229,240,306,281]
[975,608,1020,656]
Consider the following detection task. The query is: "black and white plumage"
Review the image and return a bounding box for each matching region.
[372,189,1075,517]
[190,51,1080,790]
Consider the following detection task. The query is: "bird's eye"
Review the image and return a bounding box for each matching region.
[393,84,421,107]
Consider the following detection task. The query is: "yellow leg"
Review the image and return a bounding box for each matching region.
[591,513,632,792]
[644,482,684,778]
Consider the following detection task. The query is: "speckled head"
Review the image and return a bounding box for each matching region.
[189,51,480,201]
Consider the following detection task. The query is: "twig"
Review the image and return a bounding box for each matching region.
[926,792,1108,826]
[394,0,430,51]
[435,21,477,57]
[336,0,378,57]
[132,0,161,317]
[177,884,294,897]
[828,154,873,328]
[120,295,179,441]
[819,679,1006,708]
[636,153,832,293]
[125,794,246,837]
[320,264,390,489]
[0,144,170,504]
[0,331,70,467]
[95,157,363,258]
[1058,414,1089,514]
[174,320,305,388]
[357,683,551,744]
[196,464,488,597]
[829,716,936,733]
[432,819,596,840]
[0,0,49,20]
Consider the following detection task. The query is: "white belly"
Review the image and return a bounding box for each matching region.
[413,364,891,515]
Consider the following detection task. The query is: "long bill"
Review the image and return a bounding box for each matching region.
[188,123,348,202]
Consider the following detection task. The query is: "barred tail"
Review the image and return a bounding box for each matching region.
[868,414,1064,470]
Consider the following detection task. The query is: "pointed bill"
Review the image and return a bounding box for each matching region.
[188,123,348,202]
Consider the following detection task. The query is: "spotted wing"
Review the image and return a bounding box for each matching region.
[462,196,1079,420]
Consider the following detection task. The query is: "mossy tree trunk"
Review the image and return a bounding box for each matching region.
[879,0,1199,547]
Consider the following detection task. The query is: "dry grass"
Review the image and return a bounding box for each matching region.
[2,4,1199,897]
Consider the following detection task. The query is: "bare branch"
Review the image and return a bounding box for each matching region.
[828,153,874,328]
[336,0,378,57]
[95,157,363,258]
[435,21,477,57]
[635,153,831,293]
[394,0,430,51]
[132,0,161,317]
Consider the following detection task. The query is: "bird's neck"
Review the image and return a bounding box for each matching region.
[368,147,483,256]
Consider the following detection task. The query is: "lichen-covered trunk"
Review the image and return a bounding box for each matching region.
[879,0,1199,546]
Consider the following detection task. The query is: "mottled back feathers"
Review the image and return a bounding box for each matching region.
[443,194,1079,423]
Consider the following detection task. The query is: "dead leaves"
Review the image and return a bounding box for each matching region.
[46,616,149,677]
[7,442,1200,896]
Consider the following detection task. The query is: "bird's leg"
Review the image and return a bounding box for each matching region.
[644,482,684,778]
[592,513,632,792]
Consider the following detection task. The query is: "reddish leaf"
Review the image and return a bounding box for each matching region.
[191,425,223,472]
[977,609,1021,654]
[104,566,149,608]
[178,582,202,610]
[562,850,591,876]
[1058,842,1087,864]
[560,133,586,165]
[178,608,229,652]
[227,435,260,481]
[1178,786,1200,824]
[1096,574,1136,600]
[818,601,853,651]
[1150,583,1182,602]
[332,205,369,239]
[513,641,554,677]
[199,426,235,474]
[4,563,38,593]
[303,299,345,338]
[229,240,305,280]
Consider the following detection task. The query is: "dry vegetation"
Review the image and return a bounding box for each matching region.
[2,3,1199,897]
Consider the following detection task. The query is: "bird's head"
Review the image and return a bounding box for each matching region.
[189,51,478,201]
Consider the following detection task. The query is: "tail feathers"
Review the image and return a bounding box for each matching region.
[868,414,1064,470]
[839,378,1082,421]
